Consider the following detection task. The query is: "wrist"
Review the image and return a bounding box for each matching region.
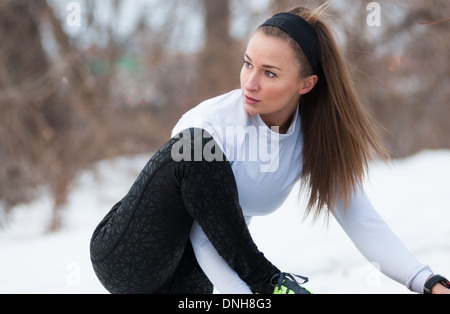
[424,275,450,294]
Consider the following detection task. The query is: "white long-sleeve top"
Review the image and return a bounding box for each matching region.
[171,89,432,294]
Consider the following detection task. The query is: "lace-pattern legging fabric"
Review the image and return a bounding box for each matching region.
[90,129,279,294]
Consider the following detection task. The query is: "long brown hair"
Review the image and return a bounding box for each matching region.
[258,5,389,219]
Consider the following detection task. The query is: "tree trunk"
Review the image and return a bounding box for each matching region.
[196,0,240,102]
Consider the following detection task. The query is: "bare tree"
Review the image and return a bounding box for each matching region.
[338,0,450,157]
[196,0,241,102]
[0,1,50,216]
[0,0,104,230]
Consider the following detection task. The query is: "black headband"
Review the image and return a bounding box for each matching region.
[261,13,322,76]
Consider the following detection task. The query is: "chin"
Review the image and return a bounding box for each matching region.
[243,104,260,116]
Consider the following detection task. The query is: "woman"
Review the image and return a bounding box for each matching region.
[90,6,450,294]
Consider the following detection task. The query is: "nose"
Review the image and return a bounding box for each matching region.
[244,71,260,92]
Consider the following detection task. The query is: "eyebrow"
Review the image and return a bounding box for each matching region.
[245,54,283,72]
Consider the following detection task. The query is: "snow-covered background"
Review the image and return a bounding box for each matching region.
[1,150,449,294]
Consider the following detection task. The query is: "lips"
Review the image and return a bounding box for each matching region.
[244,95,261,105]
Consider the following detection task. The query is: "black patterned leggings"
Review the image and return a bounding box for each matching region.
[90,129,279,294]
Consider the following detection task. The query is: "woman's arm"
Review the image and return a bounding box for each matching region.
[332,187,433,294]
[190,222,253,294]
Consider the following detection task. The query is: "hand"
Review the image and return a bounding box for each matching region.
[432,283,450,294]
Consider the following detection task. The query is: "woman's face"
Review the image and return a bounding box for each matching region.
[240,31,316,131]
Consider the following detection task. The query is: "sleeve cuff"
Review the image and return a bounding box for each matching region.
[407,265,433,294]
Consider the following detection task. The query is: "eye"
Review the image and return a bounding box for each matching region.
[265,71,277,78]
[244,60,253,69]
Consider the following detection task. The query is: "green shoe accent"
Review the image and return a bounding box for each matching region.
[271,273,312,294]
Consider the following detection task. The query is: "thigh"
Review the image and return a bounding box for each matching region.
[180,129,280,294]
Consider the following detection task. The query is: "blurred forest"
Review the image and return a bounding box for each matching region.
[0,0,449,231]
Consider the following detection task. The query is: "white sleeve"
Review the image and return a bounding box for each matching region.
[332,187,433,294]
[190,221,253,294]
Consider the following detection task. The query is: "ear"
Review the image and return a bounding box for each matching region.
[298,75,319,95]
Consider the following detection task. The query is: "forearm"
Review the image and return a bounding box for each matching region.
[332,187,433,293]
[190,222,253,294]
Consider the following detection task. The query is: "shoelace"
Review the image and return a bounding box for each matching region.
[271,273,309,294]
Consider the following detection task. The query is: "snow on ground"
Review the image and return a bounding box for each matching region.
[0,150,449,294]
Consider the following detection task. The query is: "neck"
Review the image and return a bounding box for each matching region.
[260,108,297,134]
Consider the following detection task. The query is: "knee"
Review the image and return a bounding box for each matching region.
[171,128,225,162]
